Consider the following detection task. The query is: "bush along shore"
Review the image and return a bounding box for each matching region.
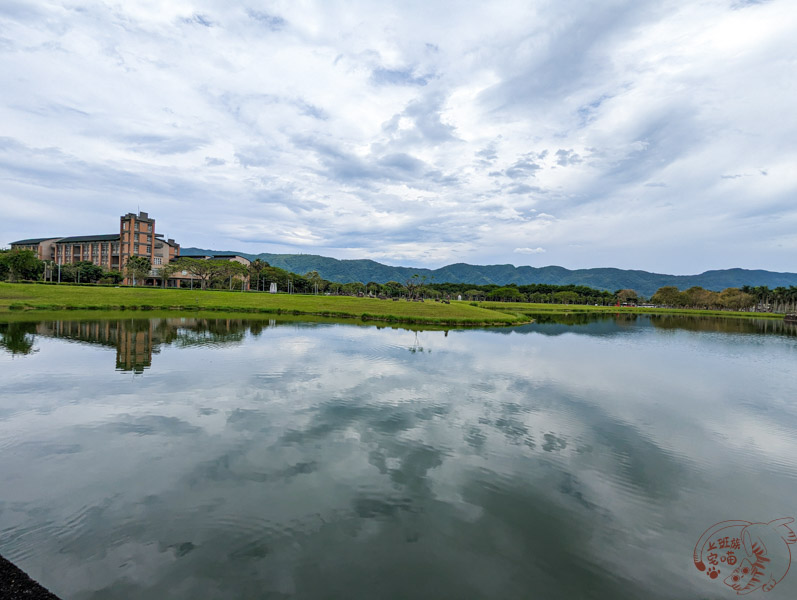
[0,283,529,327]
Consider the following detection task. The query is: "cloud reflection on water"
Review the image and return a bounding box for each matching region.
[0,316,796,599]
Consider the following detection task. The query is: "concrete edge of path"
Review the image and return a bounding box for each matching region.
[0,554,63,600]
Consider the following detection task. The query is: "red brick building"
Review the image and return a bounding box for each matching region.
[10,211,180,285]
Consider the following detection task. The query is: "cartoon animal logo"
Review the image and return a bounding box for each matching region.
[694,518,797,594]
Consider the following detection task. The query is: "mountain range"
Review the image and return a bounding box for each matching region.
[182,248,797,297]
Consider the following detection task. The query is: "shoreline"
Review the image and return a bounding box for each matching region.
[0,283,785,327]
[0,306,529,328]
[0,283,529,327]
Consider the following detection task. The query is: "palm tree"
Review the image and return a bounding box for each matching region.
[773,287,788,313]
[249,259,268,291]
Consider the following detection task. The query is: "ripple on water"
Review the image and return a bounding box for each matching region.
[253,365,321,381]
[199,513,304,561]
[1,520,59,563]
[351,341,409,366]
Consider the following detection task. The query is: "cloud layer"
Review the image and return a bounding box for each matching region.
[1,0,795,273]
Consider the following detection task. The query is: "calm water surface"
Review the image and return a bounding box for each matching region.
[1,315,796,599]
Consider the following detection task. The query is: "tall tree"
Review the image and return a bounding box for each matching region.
[73,261,104,283]
[157,262,181,288]
[383,281,404,297]
[651,286,686,307]
[683,286,716,309]
[614,289,639,304]
[405,274,427,299]
[487,286,524,302]
[1,249,43,282]
[249,259,269,291]
[175,257,217,290]
[342,281,366,295]
[305,270,325,294]
[125,256,152,286]
[552,290,579,304]
[215,261,249,290]
[719,288,755,311]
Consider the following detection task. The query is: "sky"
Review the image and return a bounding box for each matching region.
[1,0,796,274]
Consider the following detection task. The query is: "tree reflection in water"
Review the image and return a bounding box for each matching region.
[2,313,795,372]
[0,322,38,355]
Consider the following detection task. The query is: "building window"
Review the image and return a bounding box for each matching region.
[146,245,151,253]
[154,257,162,265]
[134,244,139,253]
[123,222,128,230]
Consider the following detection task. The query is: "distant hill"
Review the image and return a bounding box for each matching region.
[181,248,797,297]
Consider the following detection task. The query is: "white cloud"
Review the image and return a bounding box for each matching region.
[514,247,546,255]
[0,0,796,273]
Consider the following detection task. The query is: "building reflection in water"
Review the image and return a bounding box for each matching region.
[2,314,795,371]
[31,320,154,372]
[1,318,256,373]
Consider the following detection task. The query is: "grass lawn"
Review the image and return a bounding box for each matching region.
[0,283,529,327]
[1,283,781,326]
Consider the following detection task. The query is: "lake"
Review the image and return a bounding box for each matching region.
[1,314,796,599]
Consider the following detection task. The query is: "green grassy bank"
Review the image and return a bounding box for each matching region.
[0,283,528,327]
[1,283,782,326]
[474,300,785,319]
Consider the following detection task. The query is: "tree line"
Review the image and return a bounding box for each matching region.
[3,248,795,312]
[0,250,328,293]
[649,285,797,312]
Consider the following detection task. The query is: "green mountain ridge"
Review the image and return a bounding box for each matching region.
[181,248,797,297]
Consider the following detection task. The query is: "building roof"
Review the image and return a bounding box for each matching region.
[56,234,120,243]
[10,237,62,245]
[210,254,251,263]
[122,211,153,222]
